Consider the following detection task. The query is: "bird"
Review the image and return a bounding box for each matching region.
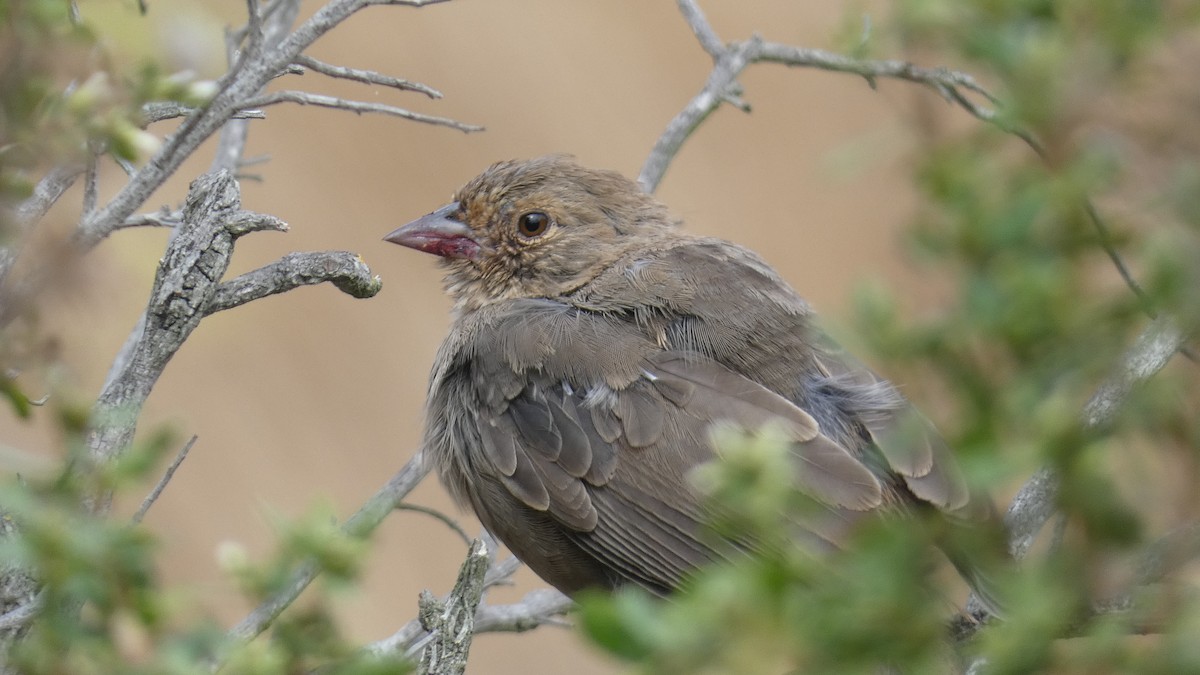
[385,155,1002,601]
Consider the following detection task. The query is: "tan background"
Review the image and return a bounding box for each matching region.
[4,1,947,672]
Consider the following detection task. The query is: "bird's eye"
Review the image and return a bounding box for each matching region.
[516,211,551,238]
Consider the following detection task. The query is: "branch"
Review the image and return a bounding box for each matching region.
[131,434,197,524]
[76,0,462,247]
[117,210,182,230]
[203,251,381,315]
[416,539,489,675]
[226,451,431,644]
[640,0,1008,192]
[366,554,573,659]
[675,0,723,60]
[141,102,266,126]
[1004,318,1185,564]
[83,171,245,513]
[292,54,442,98]
[1,164,84,288]
[237,90,482,133]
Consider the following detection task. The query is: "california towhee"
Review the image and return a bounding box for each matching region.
[386,155,1000,602]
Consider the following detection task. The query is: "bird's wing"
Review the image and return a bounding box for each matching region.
[459,300,888,592]
[808,342,974,516]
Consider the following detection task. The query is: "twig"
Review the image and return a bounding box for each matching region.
[396,503,472,547]
[203,250,382,316]
[293,54,442,98]
[131,435,197,524]
[655,2,1176,348]
[0,593,42,632]
[76,0,465,247]
[676,0,723,60]
[237,90,482,133]
[226,451,431,644]
[1,165,84,290]
[140,102,266,126]
[117,210,183,230]
[82,147,100,218]
[640,0,1010,192]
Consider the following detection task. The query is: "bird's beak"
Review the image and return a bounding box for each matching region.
[384,202,482,260]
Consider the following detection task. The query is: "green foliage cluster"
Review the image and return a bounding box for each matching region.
[581,1,1200,673]
[0,0,211,232]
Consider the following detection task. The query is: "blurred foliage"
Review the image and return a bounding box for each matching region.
[581,0,1200,673]
[0,0,215,248]
[0,418,409,674]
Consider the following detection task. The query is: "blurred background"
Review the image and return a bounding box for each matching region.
[3,0,1005,672]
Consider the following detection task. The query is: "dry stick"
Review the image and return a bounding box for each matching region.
[292,54,442,98]
[132,435,198,524]
[238,90,482,132]
[640,0,1010,192]
[395,503,473,547]
[226,451,431,643]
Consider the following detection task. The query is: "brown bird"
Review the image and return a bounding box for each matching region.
[386,155,999,600]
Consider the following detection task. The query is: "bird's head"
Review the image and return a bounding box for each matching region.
[386,155,673,309]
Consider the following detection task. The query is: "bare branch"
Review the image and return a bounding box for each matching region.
[141,102,266,126]
[14,165,84,228]
[0,594,41,632]
[203,250,381,316]
[82,148,100,218]
[117,210,183,230]
[77,0,461,246]
[396,503,472,547]
[676,0,724,60]
[132,435,197,524]
[238,90,482,133]
[226,452,431,644]
[638,29,1009,192]
[293,54,442,98]
[416,539,490,675]
[367,565,573,659]
[473,589,574,634]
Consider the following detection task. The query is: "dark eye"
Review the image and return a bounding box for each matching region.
[516,211,551,238]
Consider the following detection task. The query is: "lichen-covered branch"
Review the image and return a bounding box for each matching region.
[416,539,490,675]
[204,251,382,315]
[367,555,573,660]
[84,171,244,511]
